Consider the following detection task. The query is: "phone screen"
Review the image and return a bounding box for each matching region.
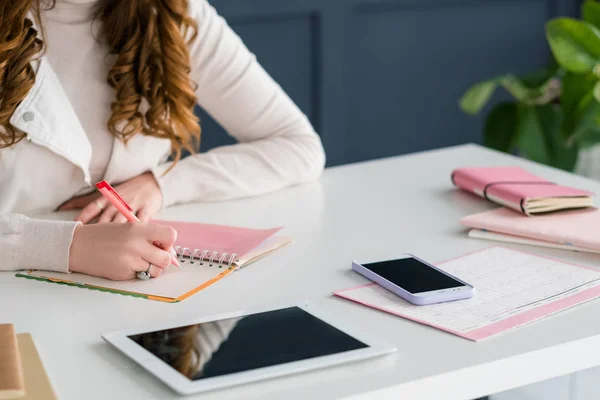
[362,257,465,294]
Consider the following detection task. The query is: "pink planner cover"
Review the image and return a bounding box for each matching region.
[334,247,600,341]
[152,219,281,257]
[461,207,600,251]
[451,167,592,214]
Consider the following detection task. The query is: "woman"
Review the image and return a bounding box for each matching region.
[0,0,325,280]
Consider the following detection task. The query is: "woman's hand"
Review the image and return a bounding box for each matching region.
[69,222,177,281]
[59,172,163,223]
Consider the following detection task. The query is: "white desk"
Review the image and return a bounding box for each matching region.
[3,144,600,400]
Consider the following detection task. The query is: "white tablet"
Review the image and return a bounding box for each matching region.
[102,301,396,395]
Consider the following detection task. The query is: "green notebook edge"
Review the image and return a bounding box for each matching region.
[15,274,180,303]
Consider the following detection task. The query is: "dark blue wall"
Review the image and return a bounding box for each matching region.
[198,0,581,166]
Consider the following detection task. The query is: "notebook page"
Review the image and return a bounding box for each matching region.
[27,263,228,299]
[335,247,600,341]
[152,219,281,256]
[235,236,292,267]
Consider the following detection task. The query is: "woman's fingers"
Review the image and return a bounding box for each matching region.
[68,223,177,281]
[148,264,163,278]
[134,262,163,279]
[137,207,150,222]
[142,241,173,270]
[98,206,118,223]
[140,224,177,248]
[140,247,169,279]
[129,256,162,279]
[74,198,105,223]
[113,213,129,223]
[58,200,77,211]
[58,194,96,211]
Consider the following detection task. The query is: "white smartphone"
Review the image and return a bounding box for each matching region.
[352,254,475,305]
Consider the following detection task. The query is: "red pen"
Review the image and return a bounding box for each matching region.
[95,180,180,269]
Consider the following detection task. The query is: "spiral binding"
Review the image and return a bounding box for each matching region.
[174,246,239,268]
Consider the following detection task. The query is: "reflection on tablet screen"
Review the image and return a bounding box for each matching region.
[128,306,368,380]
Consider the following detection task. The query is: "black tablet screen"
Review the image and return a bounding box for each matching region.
[128,307,368,380]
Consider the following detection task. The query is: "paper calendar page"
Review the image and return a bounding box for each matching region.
[335,247,600,341]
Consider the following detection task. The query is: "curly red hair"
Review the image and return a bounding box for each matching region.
[0,0,201,169]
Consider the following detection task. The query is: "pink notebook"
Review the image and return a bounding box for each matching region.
[20,221,291,302]
[461,207,600,251]
[452,167,593,215]
[335,247,600,341]
[154,219,282,263]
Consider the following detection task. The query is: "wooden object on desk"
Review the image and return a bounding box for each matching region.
[16,334,57,400]
[0,324,24,399]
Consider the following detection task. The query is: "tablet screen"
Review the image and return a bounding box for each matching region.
[128,306,368,380]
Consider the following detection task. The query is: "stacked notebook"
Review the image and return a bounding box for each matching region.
[452,166,594,215]
[451,166,600,253]
[18,220,292,303]
[0,325,56,400]
[461,207,600,254]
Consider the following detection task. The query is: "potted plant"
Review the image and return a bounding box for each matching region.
[459,0,600,172]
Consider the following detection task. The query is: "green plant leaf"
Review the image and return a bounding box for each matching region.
[536,104,579,171]
[459,80,497,115]
[516,106,552,165]
[546,18,600,73]
[520,63,561,88]
[555,144,579,171]
[573,127,600,148]
[565,90,600,145]
[483,103,519,153]
[569,103,600,148]
[498,75,533,102]
[561,71,598,116]
[560,72,598,140]
[583,0,600,30]
[517,105,578,171]
[497,74,560,105]
[461,72,561,115]
[594,81,600,102]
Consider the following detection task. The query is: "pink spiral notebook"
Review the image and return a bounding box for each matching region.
[19,220,291,302]
[154,219,283,262]
[335,247,600,341]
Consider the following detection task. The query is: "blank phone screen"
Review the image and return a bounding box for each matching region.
[362,257,464,294]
